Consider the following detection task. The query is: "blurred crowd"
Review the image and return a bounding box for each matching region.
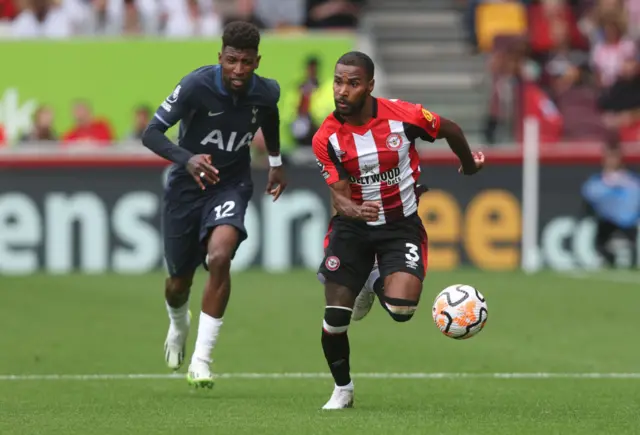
[0,58,332,155]
[0,0,363,38]
[9,0,639,151]
[2,99,147,146]
[466,0,640,146]
[0,0,359,152]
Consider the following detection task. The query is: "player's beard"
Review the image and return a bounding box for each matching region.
[335,96,366,116]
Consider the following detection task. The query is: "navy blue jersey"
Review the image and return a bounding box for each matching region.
[147,64,280,201]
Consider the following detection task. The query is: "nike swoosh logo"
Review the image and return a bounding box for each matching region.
[208,111,224,117]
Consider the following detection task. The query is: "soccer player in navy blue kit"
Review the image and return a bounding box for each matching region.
[142,21,287,387]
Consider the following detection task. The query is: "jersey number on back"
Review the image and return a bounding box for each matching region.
[201,130,254,152]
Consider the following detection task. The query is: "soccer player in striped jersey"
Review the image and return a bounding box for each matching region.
[312,51,485,409]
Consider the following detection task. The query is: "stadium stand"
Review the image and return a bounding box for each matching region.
[1,0,639,149]
[0,0,360,157]
[0,0,362,38]
[473,0,640,147]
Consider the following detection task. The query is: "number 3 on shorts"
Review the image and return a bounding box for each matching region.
[214,201,236,220]
[405,243,420,262]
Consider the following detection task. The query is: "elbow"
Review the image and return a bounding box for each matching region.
[329,189,343,215]
[331,197,342,215]
[140,124,157,148]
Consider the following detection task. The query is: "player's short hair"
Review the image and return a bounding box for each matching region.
[222,21,261,51]
[336,51,375,80]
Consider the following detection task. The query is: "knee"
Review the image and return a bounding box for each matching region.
[206,248,232,272]
[165,276,192,295]
[382,298,418,323]
[379,275,421,322]
[322,306,352,335]
[324,282,356,308]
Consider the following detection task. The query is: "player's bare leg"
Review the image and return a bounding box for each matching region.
[164,275,193,370]
[317,265,378,322]
[188,225,239,388]
[321,281,357,410]
[373,272,422,322]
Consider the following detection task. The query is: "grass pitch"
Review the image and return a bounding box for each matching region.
[1,269,639,434]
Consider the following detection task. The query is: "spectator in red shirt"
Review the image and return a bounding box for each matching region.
[62,100,114,147]
[0,0,18,20]
[0,124,5,146]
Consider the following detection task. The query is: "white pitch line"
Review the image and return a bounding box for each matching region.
[2,372,640,381]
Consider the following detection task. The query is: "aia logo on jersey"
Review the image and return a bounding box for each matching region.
[325,256,340,271]
[200,129,254,151]
[386,133,402,150]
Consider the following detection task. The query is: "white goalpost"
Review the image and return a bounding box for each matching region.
[521,117,541,274]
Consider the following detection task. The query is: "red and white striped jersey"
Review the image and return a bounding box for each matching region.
[312,97,441,226]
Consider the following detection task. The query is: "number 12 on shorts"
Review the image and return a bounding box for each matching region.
[405,243,420,269]
[214,201,235,220]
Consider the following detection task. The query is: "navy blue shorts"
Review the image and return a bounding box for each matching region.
[162,182,253,277]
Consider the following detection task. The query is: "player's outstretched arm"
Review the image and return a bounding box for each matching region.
[330,180,379,222]
[395,101,484,176]
[437,117,484,175]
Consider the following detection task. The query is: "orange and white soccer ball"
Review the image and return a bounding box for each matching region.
[432,284,488,339]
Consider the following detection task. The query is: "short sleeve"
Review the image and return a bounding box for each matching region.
[257,77,281,109]
[312,132,347,185]
[151,74,198,130]
[268,79,281,108]
[406,104,441,142]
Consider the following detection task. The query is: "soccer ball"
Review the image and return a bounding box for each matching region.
[432,284,488,339]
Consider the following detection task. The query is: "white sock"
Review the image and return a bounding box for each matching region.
[337,380,354,390]
[166,300,189,331]
[191,312,223,365]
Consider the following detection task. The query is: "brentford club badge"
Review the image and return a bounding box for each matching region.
[386,133,402,150]
[325,256,340,271]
